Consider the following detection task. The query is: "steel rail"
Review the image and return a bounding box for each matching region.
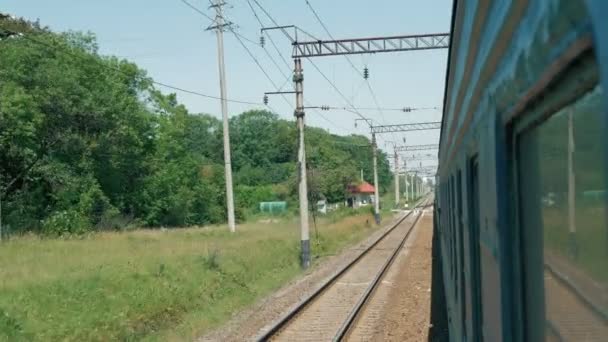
[333,199,430,341]
[256,197,429,341]
[544,262,608,323]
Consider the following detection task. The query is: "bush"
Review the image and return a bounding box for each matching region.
[78,183,121,230]
[41,210,91,236]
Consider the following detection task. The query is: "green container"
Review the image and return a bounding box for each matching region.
[259,201,288,214]
[582,190,606,201]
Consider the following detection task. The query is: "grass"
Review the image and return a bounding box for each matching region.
[543,204,607,283]
[0,210,380,341]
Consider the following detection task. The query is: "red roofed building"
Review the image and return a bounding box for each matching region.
[346,181,376,208]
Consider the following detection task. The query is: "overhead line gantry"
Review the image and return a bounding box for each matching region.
[260,21,448,269]
[395,144,439,152]
[291,33,450,58]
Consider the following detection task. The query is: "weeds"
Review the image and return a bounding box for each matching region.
[0,212,378,341]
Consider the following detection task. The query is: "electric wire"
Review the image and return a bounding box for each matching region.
[244,0,349,133]
[303,0,398,144]
[248,1,376,137]
[0,25,263,106]
[180,0,258,45]
[248,1,373,131]
[246,0,291,71]
[180,0,293,111]
[230,29,294,110]
[325,106,440,112]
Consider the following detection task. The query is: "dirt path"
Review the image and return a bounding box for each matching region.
[361,211,434,342]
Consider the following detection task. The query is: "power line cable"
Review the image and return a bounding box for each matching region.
[182,0,345,134]
[0,25,263,106]
[244,0,349,133]
[181,0,258,45]
[180,0,293,111]
[324,106,440,112]
[229,28,294,110]
[248,1,372,132]
[246,0,291,71]
[303,0,396,142]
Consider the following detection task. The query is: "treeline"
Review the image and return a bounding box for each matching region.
[0,16,391,235]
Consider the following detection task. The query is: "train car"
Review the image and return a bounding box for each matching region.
[430,0,608,341]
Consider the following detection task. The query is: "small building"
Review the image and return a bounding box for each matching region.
[346,182,376,208]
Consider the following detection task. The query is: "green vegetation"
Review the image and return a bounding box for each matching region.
[0,15,392,237]
[535,85,607,283]
[0,211,380,341]
[0,15,397,341]
[543,206,607,283]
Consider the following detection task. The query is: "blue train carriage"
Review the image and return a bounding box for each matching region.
[430,0,608,341]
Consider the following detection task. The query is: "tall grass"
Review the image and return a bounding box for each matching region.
[0,212,378,341]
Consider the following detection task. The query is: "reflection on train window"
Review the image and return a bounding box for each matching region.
[519,85,608,341]
[468,157,483,341]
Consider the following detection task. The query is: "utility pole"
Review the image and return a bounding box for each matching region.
[208,0,236,232]
[404,160,409,204]
[394,149,399,208]
[372,133,381,224]
[410,172,414,201]
[294,58,310,269]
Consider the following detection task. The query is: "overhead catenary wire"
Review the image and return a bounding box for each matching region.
[244,0,350,133]
[303,0,398,143]
[246,0,291,71]
[249,1,390,137]
[179,0,293,112]
[231,29,295,110]
[249,0,376,133]
[173,0,349,133]
[322,106,440,112]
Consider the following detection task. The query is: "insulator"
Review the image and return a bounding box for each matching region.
[260,36,265,47]
[363,67,369,80]
[263,94,268,105]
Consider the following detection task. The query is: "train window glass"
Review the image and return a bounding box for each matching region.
[518,85,607,341]
[448,177,453,279]
[447,179,452,278]
[468,156,484,342]
[451,174,457,299]
[456,169,467,339]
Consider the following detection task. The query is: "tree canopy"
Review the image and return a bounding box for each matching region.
[0,15,392,235]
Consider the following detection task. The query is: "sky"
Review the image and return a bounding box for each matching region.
[3,0,452,169]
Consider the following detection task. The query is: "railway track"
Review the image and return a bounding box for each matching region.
[256,197,431,341]
[545,263,608,341]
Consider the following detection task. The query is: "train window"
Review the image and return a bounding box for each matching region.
[456,169,467,340]
[518,84,607,341]
[468,156,484,341]
[450,175,458,301]
[450,175,458,286]
[447,179,452,278]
